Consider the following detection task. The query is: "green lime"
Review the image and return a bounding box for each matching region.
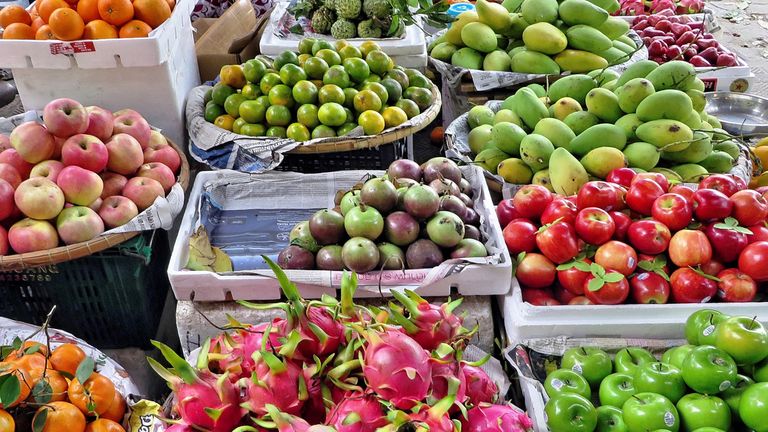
[279,63,308,87]
[224,94,247,118]
[298,38,317,55]
[337,122,359,136]
[214,114,236,131]
[361,82,388,107]
[382,106,408,128]
[239,97,270,124]
[266,126,287,138]
[353,90,382,113]
[360,40,381,57]
[358,110,386,135]
[359,75,381,89]
[315,49,342,67]
[339,45,362,60]
[404,87,433,111]
[343,57,370,83]
[404,68,421,79]
[241,83,261,99]
[203,88,213,104]
[395,99,420,118]
[408,73,432,89]
[297,104,320,128]
[386,69,410,89]
[365,50,393,75]
[204,101,225,123]
[273,50,300,70]
[342,88,358,109]
[243,59,267,83]
[240,123,267,136]
[312,39,335,55]
[266,105,292,126]
[312,125,336,139]
[335,40,349,51]
[303,57,330,80]
[211,83,236,106]
[260,72,283,95]
[344,107,355,123]
[233,117,248,134]
[318,84,346,105]
[268,84,295,108]
[323,65,351,88]
[298,54,311,66]
[318,103,347,127]
[292,80,318,105]
[287,123,311,142]
[379,78,403,104]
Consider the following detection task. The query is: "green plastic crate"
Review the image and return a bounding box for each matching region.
[0,230,170,349]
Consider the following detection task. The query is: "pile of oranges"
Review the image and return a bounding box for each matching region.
[0,341,127,432]
[0,0,175,40]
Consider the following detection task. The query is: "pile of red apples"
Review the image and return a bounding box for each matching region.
[0,98,182,256]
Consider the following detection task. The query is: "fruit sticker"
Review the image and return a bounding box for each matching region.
[49,41,96,55]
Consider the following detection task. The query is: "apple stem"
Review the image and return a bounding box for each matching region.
[581,347,587,356]
[751,316,758,329]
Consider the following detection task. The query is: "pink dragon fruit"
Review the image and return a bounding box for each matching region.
[676,0,704,13]
[148,341,244,432]
[618,0,645,15]
[362,328,433,410]
[462,364,498,405]
[389,289,465,351]
[300,362,330,425]
[209,318,286,381]
[325,391,388,432]
[406,391,457,432]
[460,403,534,432]
[650,0,676,13]
[164,424,194,432]
[263,404,312,432]
[429,360,467,407]
[239,347,307,416]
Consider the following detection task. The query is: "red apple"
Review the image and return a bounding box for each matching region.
[83,106,114,141]
[568,296,593,305]
[105,134,144,175]
[747,224,768,244]
[143,137,181,174]
[113,113,151,149]
[670,184,695,201]
[716,268,757,302]
[583,270,629,305]
[699,174,740,197]
[0,225,7,255]
[496,199,519,228]
[627,219,671,255]
[606,168,637,188]
[0,134,9,152]
[669,229,712,267]
[651,193,693,231]
[595,240,637,276]
[703,221,748,263]
[513,185,553,219]
[30,160,64,183]
[700,259,725,276]
[122,176,164,211]
[630,272,670,304]
[0,163,21,189]
[503,219,538,254]
[516,253,556,288]
[0,179,15,222]
[577,181,622,211]
[609,211,632,241]
[632,172,669,192]
[56,206,104,245]
[0,149,34,179]
[557,258,592,295]
[100,172,128,199]
[627,178,665,215]
[61,134,109,172]
[51,136,65,160]
[522,287,560,306]
[738,241,768,281]
[536,221,580,264]
[541,198,578,225]
[136,162,175,193]
[693,188,732,221]
[575,207,615,245]
[98,195,139,229]
[8,218,59,253]
[730,190,768,227]
[554,284,578,304]
[9,122,56,164]
[42,98,88,138]
[56,166,104,206]
[670,267,717,303]
[14,177,65,220]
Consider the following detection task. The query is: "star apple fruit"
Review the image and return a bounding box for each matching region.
[113,113,151,149]
[136,162,175,193]
[0,163,21,188]
[627,178,665,216]
[83,106,114,141]
[747,223,768,244]
[42,98,88,138]
[606,168,637,188]
[595,240,637,276]
[627,219,671,255]
[681,345,737,394]
[714,316,768,365]
[652,193,693,231]
[0,149,34,178]
[544,368,591,398]
[699,174,740,197]
[634,362,686,403]
[609,211,632,241]
[730,189,768,227]
[675,393,731,431]
[9,121,56,164]
[100,172,128,199]
[143,136,181,174]
[56,206,104,245]
[561,347,613,387]
[495,198,519,228]
[516,252,556,288]
[621,392,680,432]
[575,207,615,245]
[577,181,623,211]
[668,230,712,267]
[670,267,717,304]
[569,296,593,305]
[662,345,694,369]
[693,189,732,222]
[716,269,757,302]
[56,166,104,206]
[0,226,7,255]
[557,258,592,295]
[0,179,15,222]
[721,374,753,416]
[541,197,578,225]
[545,392,597,432]
[105,133,144,175]
[61,134,109,172]
[632,172,670,192]
[599,372,637,408]
[8,218,59,253]
[738,241,768,281]
[630,272,670,304]
[30,160,64,183]
[615,348,656,375]
[670,184,695,201]
[596,405,629,432]
[513,185,553,219]
[503,219,538,254]
[536,221,580,264]
[122,176,164,211]
[739,382,768,432]
[14,177,65,220]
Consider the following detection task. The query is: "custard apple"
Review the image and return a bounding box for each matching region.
[331,18,357,39]
[357,19,382,38]
[311,7,336,34]
[363,0,391,18]
[323,0,336,9]
[335,0,362,19]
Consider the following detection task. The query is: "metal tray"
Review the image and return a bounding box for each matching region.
[706,91,768,135]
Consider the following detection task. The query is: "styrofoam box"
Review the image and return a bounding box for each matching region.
[168,168,511,301]
[0,0,200,145]
[500,277,768,343]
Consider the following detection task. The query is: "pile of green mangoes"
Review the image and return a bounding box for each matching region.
[428,0,637,74]
[464,60,740,194]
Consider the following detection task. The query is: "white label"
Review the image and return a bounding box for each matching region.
[551,378,564,390]
[719,380,732,391]
[702,325,716,336]
[701,296,712,303]
[664,411,675,427]
[572,363,583,374]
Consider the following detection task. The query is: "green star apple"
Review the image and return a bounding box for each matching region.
[561,347,613,387]
[681,345,737,394]
[545,368,591,399]
[622,392,680,432]
[676,393,731,431]
[599,372,637,408]
[634,362,686,403]
[545,392,598,432]
[615,347,657,375]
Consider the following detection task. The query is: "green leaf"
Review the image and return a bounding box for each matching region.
[24,344,41,355]
[603,273,625,283]
[574,261,591,272]
[75,357,95,385]
[11,337,22,351]
[724,217,739,226]
[735,226,754,235]
[388,16,401,37]
[32,379,52,404]
[587,278,605,292]
[0,374,20,407]
[638,260,653,271]
[654,269,670,282]
[556,262,575,271]
[589,263,605,277]
[653,255,667,266]
[32,407,47,432]
[517,252,526,263]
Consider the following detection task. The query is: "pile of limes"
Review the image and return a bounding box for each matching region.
[203,38,436,141]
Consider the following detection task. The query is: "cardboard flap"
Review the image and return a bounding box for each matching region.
[195,0,258,55]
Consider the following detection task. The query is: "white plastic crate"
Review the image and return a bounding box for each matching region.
[0,0,200,145]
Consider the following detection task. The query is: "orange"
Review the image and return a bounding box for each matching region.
[50,343,86,377]
[85,419,126,432]
[68,372,117,415]
[5,341,48,360]
[33,401,86,432]
[117,19,149,37]
[2,22,34,38]
[83,19,116,38]
[131,0,169,28]
[753,146,768,172]
[33,370,69,402]
[0,5,32,28]
[101,391,126,423]
[164,0,174,10]
[0,409,13,432]
[31,16,45,30]
[97,0,133,26]
[14,352,47,373]
[37,0,69,22]
[76,0,101,22]
[0,368,32,408]
[48,7,84,40]
[35,23,56,38]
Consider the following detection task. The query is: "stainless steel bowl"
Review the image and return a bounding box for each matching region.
[705,92,768,136]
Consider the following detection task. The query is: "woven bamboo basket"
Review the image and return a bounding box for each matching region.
[0,137,190,271]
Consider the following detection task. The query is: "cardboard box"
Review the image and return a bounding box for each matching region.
[194,0,266,82]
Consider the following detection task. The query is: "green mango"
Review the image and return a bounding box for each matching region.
[532,169,554,191]
[510,51,561,74]
[476,0,514,33]
[521,0,559,23]
[445,11,479,46]
[616,35,637,49]
[514,87,550,129]
[468,105,496,128]
[612,40,635,55]
[713,140,740,160]
[584,0,619,13]
[596,47,629,65]
[623,141,660,170]
[650,167,684,183]
[549,147,589,195]
[616,60,659,86]
[645,60,697,91]
[564,111,600,134]
[483,50,512,71]
[598,17,630,40]
[681,110,702,130]
[451,47,483,69]
[685,77,706,92]
[427,34,447,53]
[588,69,620,86]
[505,13,530,39]
[501,94,518,112]
[491,121,527,155]
[508,46,527,60]
[699,151,735,173]
[581,147,627,178]
[523,22,568,55]
[520,134,555,171]
[527,83,547,98]
[461,22,498,53]
[616,78,655,113]
[533,117,576,150]
[636,89,694,122]
[566,25,612,53]
[558,0,609,27]
[502,0,524,12]
[585,88,623,123]
[431,42,458,61]
[635,119,694,151]
[615,113,643,141]
[547,74,597,105]
[552,97,583,120]
[569,123,627,156]
[708,115,722,129]
[661,132,712,164]
[497,158,534,183]
[468,124,494,154]
[601,79,618,91]
[554,49,609,73]
[494,109,524,127]
[671,163,708,182]
[475,148,510,173]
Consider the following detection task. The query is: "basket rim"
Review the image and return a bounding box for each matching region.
[0,136,190,271]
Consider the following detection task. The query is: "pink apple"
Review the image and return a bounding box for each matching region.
[113,108,142,118]
[42,98,88,138]
[143,139,181,173]
[51,136,65,160]
[61,134,108,172]
[0,163,21,188]
[113,113,151,149]
[84,106,114,141]
[9,122,55,164]
[148,130,167,147]
[105,134,144,175]
[136,162,175,193]
[8,218,59,253]
[30,160,65,183]
[0,149,34,178]
[14,177,65,220]
[0,225,7,255]
[56,206,104,245]
[87,197,102,212]
[56,166,103,206]
[0,134,10,152]
[99,195,139,228]
[100,172,128,199]
[0,179,15,222]
[123,176,164,211]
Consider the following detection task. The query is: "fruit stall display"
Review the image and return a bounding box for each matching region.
[0,97,187,263]
[616,0,705,16]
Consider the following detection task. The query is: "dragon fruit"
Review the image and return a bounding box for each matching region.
[676,0,704,13]
[460,404,534,432]
[389,289,465,351]
[429,360,467,406]
[148,341,244,432]
[325,391,387,432]
[164,424,195,432]
[463,364,498,405]
[209,318,286,381]
[618,0,644,15]
[406,391,458,432]
[263,404,313,432]
[650,0,676,13]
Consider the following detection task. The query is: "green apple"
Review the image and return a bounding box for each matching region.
[681,346,737,394]
[721,374,754,417]
[738,382,768,432]
[714,316,768,365]
[561,347,613,387]
[675,393,731,431]
[545,392,598,432]
[634,362,686,403]
[622,392,680,432]
[662,345,695,369]
[615,347,657,375]
[754,357,768,382]
[545,368,592,399]
[685,309,729,345]
[689,428,724,432]
[600,373,637,408]
[597,405,629,432]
